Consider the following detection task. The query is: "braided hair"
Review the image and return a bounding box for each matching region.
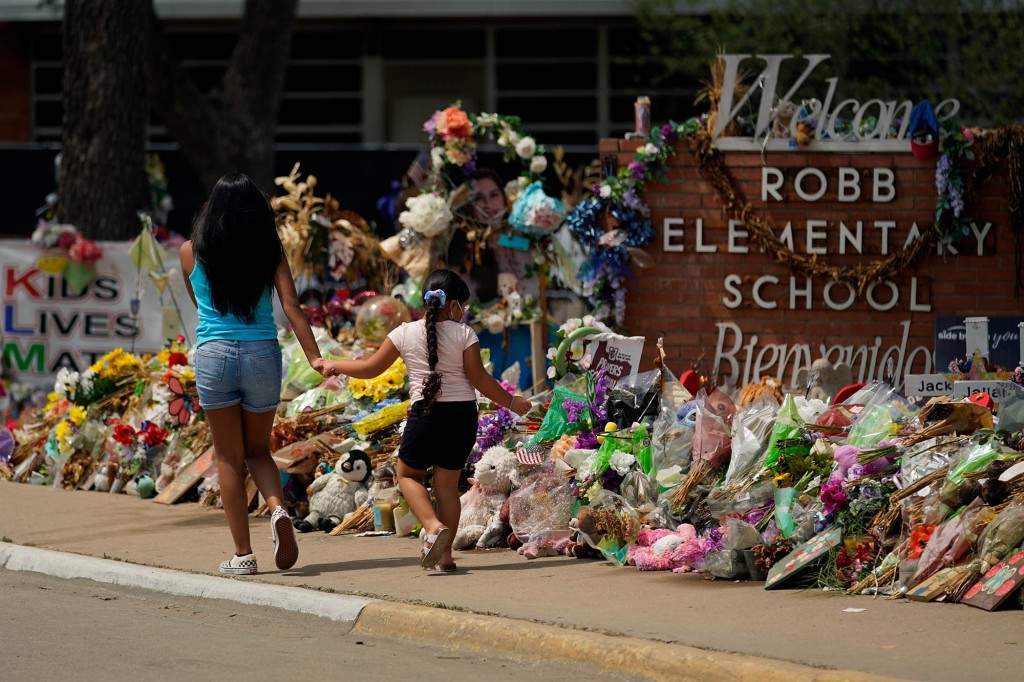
[421,269,471,413]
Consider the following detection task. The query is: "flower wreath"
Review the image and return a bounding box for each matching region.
[423,103,548,191]
[566,119,702,326]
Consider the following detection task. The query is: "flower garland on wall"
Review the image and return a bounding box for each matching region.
[685,124,1024,295]
[567,119,702,326]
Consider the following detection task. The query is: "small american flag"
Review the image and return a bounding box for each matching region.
[516,444,547,466]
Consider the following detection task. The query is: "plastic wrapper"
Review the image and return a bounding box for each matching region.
[527,385,586,446]
[284,378,347,417]
[509,470,574,544]
[606,369,661,429]
[997,386,1024,433]
[707,480,774,521]
[572,490,640,566]
[774,487,797,538]
[764,394,802,470]
[846,404,893,449]
[910,498,990,587]
[725,517,763,550]
[692,387,736,470]
[650,364,692,476]
[974,501,1024,573]
[703,549,749,579]
[725,398,777,484]
[947,436,1014,486]
[620,469,660,509]
[900,437,956,492]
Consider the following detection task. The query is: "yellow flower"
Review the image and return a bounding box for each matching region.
[55,420,75,452]
[68,406,87,426]
[179,368,195,383]
[349,358,407,401]
[45,392,61,412]
[157,349,171,365]
[773,472,792,487]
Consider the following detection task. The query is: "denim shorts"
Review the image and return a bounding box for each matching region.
[194,339,282,413]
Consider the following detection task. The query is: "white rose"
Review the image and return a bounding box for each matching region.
[599,184,612,198]
[582,315,596,327]
[398,193,452,237]
[430,146,445,169]
[515,136,536,159]
[644,143,659,156]
[486,315,506,335]
[529,155,547,174]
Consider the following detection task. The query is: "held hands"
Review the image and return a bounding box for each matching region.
[310,356,327,377]
[320,359,344,379]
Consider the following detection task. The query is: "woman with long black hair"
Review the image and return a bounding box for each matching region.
[180,172,325,575]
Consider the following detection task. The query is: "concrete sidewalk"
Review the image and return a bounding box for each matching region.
[0,482,1015,681]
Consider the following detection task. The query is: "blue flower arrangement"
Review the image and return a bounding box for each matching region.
[567,118,702,326]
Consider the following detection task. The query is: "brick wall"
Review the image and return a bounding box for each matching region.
[602,137,1018,389]
[0,23,31,142]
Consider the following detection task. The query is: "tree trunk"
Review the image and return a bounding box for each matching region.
[58,0,148,240]
[146,0,298,192]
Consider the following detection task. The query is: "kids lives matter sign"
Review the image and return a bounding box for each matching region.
[1,240,198,388]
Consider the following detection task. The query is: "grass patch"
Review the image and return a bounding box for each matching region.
[1,536,12,543]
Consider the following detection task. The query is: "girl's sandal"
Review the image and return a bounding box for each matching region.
[425,562,457,573]
[420,526,452,568]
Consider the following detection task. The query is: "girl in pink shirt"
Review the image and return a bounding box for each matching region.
[324,269,530,572]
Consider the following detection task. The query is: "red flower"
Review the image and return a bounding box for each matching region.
[112,423,137,446]
[167,351,188,367]
[139,422,168,448]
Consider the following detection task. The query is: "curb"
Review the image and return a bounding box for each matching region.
[1,542,907,682]
[0,542,370,625]
[351,601,906,682]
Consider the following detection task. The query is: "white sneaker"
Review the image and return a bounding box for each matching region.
[271,507,299,570]
[220,553,257,575]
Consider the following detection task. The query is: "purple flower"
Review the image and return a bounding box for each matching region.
[821,480,849,516]
[628,161,646,179]
[662,124,678,143]
[464,160,477,174]
[563,397,584,423]
[575,431,599,450]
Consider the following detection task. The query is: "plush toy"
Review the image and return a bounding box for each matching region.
[794,358,853,404]
[452,445,521,550]
[293,450,372,533]
[508,468,575,559]
[626,524,720,573]
[770,101,798,138]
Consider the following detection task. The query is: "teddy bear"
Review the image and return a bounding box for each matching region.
[794,358,853,404]
[452,445,521,550]
[293,450,372,533]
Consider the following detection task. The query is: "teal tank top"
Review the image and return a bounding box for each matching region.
[190,261,277,347]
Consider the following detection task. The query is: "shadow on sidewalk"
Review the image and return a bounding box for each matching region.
[281,556,419,576]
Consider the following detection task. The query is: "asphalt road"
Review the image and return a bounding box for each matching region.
[1,569,618,682]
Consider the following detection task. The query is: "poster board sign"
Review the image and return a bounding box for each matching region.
[963,548,1024,611]
[764,526,842,590]
[153,447,215,505]
[584,333,645,381]
[0,239,198,389]
[935,316,1023,370]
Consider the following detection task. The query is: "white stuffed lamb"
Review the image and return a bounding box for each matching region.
[452,446,521,550]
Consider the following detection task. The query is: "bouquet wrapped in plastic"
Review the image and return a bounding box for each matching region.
[508,181,566,235]
[572,490,640,566]
[668,388,736,510]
